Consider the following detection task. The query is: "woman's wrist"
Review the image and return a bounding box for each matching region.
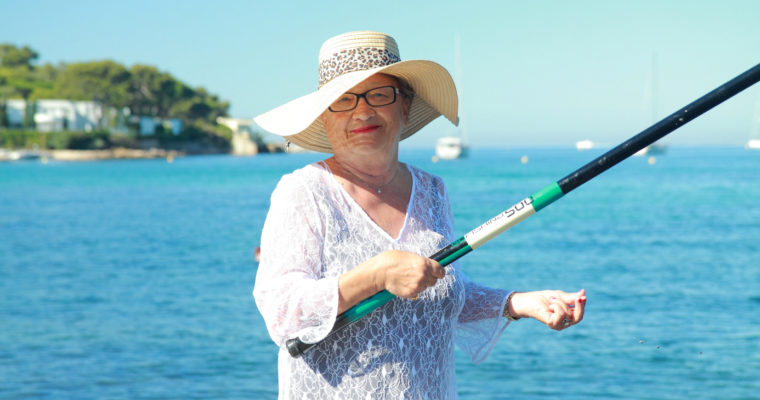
[503,291,521,321]
[370,251,396,293]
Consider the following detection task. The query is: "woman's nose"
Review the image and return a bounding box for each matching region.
[352,97,375,118]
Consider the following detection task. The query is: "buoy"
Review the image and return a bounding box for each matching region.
[520,155,529,164]
[648,156,656,165]
[431,155,439,163]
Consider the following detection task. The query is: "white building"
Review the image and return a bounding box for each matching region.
[5,99,108,132]
[2,99,180,136]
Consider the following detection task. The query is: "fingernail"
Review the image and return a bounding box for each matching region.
[579,298,586,303]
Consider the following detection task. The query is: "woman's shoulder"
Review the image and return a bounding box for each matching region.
[406,164,446,192]
[271,161,330,200]
[276,161,328,188]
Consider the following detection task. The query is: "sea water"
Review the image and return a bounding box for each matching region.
[1,147,758,399]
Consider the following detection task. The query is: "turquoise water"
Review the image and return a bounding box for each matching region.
[1,147,759,399]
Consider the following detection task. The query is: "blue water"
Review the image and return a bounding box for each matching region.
[1,147,758,399]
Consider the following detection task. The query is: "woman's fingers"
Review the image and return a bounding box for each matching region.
[411,259,445,296]
[381,251,445,299]
[432,262,446,279]
[547,300,571,330]
[573,292,586,323]
[547,290,586,330]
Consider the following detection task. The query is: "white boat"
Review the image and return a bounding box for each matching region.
[746,139,760,149]
[575,140,594,151]
[0,149,43,162]
[435,136,469,160]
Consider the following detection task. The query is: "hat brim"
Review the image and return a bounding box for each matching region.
[254,60,458,153]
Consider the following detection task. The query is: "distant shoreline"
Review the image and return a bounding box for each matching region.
[48,148,182,161]
[1,142,288,162]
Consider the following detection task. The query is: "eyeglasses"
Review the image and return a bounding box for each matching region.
[328,86,400,112]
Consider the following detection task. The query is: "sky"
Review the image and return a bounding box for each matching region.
[2,0,760,148]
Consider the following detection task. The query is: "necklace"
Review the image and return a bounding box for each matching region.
[338,163,400,195]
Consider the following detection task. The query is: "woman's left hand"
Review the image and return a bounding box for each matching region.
[509,289,586,330]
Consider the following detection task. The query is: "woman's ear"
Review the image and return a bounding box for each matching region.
[402,97,411,124]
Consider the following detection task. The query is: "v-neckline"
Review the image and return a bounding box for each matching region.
[319,161,415,242]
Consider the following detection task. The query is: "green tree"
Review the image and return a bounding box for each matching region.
[55,61,131,109]
[128,65,177,117]
[169,88,228,122]
[0,44,49,102]
[0,44,39,69]
[0,101,7,128]
[128,64,229,127]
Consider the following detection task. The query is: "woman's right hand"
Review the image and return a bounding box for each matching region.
[374,250,446,299]
[338,250,445,313]
[509,289,586,330]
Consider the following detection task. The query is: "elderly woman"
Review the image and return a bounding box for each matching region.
[253,31,586,399]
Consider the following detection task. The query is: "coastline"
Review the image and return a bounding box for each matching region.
[49,148,183,161]
[1,142,287,163]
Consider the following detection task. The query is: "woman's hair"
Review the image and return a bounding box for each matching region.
[396,76,415,101]
[378,73,415,101]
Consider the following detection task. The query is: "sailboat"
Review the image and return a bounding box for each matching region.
[635,54,667,157]
[746,92,760,149]
[435,34,470,160]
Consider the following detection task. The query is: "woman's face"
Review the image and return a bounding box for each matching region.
[321,74,410,161]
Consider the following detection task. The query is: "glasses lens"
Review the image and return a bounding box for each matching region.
[328,86,398,112]
[329,94,358,112]
[366,87,396,106]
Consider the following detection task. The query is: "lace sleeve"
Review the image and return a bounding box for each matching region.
[253,173,339,347]
[456,274,510,363]
[437,179,511,363]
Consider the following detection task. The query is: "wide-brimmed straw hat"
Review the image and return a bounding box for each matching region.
[253,31,459,153]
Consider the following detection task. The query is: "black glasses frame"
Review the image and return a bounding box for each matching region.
[328,86,400,112]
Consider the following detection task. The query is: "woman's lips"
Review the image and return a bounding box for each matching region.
[351,125,380,134]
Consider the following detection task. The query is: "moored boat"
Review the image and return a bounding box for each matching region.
[0,149,43,162]
[435,136,469,160]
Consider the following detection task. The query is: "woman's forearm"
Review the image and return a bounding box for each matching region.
[337,257,384,314]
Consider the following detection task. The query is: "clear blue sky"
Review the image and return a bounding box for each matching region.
[2,0,759,147]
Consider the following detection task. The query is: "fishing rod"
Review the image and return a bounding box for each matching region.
[286,61,760,358]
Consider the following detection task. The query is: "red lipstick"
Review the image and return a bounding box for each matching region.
[352,125,379,134]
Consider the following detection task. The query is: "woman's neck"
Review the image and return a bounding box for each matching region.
[329,156,398,186]
[326,156,402,195]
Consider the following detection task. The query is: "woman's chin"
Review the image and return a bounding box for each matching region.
[344,139,393,155]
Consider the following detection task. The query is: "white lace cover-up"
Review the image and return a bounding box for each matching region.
[253,162,511,399]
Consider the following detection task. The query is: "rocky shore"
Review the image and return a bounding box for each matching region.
[48,148,182,161]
